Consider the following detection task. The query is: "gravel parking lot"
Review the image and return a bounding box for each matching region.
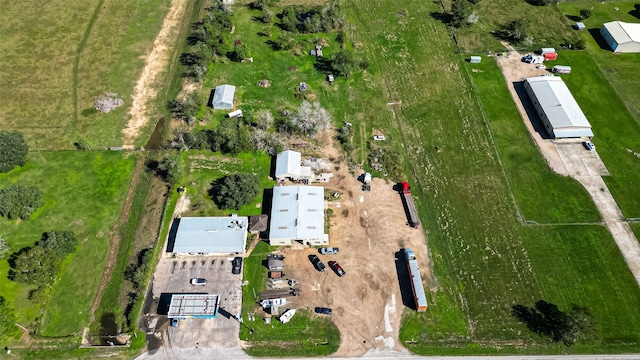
[142,255,244,354]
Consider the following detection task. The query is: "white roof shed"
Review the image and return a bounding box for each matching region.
[170,216,248,254]
[524,76,593,138]
[269,185,327,246]
[212,84,236,109]
[600,21,640,53]
[275,150,312,180]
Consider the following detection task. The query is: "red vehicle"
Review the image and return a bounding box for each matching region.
[328,261,346,277]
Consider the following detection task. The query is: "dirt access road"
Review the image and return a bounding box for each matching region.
[122,0,189,148]
[275,134,432,357]
[495,45,640,285]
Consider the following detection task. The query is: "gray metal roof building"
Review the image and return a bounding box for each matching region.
[523,76,594,139]
[269,185,327,246]
[212,84,236,109]
[168,294,220,319]
[600,21,640,53]
[170,216,248,255]
[275,150,312,181]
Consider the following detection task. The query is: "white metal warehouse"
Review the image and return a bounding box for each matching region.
[269,185,327,246]
[169,215,248,255]
[212,84,236,109]
[275,150,312,181]
[523,76,594,139]
[600,21,640,53]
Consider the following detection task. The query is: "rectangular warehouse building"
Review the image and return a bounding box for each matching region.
[275,150,312,182]
[269,185,328,246]
[169,215,248,255]
[523,76,593,139]
[600,21,640,53]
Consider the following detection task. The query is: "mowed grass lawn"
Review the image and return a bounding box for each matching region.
[0,151,134,336]
[0,0,172,150]
[344,0,640,353]
[179,151,275,218]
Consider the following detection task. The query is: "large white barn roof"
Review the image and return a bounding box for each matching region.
[525,76,593,137]
[603,21,640,45]
[171,216,248,254]
[269,185,324,241]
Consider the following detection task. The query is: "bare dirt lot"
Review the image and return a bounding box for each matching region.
[275,135,432,357]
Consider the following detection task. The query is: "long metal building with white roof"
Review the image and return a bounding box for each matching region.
[269,185,327,246]
[600,21,640,53]
[169,215,248,255]
[523,76,594,139]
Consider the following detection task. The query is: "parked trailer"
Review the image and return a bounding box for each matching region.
[404,248,428,312]
[552,65,572,74]
[399,182,421,228]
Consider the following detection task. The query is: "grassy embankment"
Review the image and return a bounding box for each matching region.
[0,152,134,337]
[344,0,640,354]
[0,0,172,150]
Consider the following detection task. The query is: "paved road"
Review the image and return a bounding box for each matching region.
[136,346,640,360]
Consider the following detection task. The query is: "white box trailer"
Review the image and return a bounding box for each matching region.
[227,109,243,118]
[552,65,572,74]
[541,47,556,55]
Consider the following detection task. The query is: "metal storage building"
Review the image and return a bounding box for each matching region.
[169,216,248,255]
[600,21,640,53]
[523,76,593,139]
[269,185,328,246]
[212,84,236,109]
[275,150,312,181]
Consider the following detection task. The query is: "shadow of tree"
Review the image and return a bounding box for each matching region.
[429,11,452,26]
[566,14,582,22]
[629,4,640,20]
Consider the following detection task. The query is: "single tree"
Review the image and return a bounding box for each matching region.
[330,50,356,77]
[233,43,249,61]
[579,9,592,19]
[0,131,28,173]
[210,174,260,210]
[0,184,44,220]
[0,236,10,260]
[292,101,332,134]
[451,0,471,28]
[505,18,529,42]
[157,157,181,184]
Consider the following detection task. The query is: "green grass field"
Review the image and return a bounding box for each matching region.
[179,151,275,217]
[0,0,172,150]
[342,0,640,353]
[0,152,134,336]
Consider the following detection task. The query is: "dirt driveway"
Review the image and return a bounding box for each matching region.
[495,44,640,285]
[277,135,432,357]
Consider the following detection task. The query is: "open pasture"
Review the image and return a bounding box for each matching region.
[344,0,640,353]
[0,152,134,336]
[0,0,171,150]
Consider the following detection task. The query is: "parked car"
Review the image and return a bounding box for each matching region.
[315,307,333,315]
[319,247,339,255]
[328,261,346,277]
[232,257,243,275]
[373,135,386,141]
[190,278,206,286]
[583,140,595,151]
[308,254,326,272]
[170,318,179,327]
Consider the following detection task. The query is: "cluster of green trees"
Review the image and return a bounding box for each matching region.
[0,185,44,220]
[279,1,342,33]
[181,1,233,81]
[0,130,29,173]
[209,174,260,210]
[9,231,78,288]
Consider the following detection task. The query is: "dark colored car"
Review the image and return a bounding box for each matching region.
[308,254,326,272]
[328,260,345,277]
[232,257,243,275]
[315,307,332,315]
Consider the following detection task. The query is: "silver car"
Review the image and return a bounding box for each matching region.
[319,247,339,255]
